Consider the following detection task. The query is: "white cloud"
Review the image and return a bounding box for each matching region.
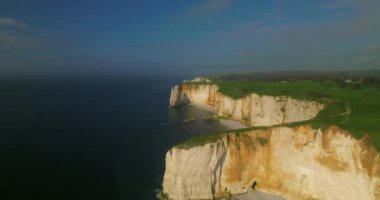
[0,17,28,28]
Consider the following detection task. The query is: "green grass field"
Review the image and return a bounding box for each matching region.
[176,79,380,149]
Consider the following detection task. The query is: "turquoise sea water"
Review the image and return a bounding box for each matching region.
[0,76,228,200]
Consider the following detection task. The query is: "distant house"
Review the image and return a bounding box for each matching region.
[344,78,362,84]
[344,78,363,88]
[344,79,352,84]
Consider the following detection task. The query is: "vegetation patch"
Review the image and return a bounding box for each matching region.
[257,137,268,146]
[175,131,227,149]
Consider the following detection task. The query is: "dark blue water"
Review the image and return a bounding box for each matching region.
[0,76,228,200]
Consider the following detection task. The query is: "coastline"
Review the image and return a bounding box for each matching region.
[219,118,247,129]
[192,104,247,129]
[192,103,215,112]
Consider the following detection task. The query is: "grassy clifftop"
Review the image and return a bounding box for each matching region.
[176,76,380,149]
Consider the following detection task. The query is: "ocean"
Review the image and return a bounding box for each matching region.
[0,75,229,200]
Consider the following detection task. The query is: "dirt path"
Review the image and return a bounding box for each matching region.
[338,101,352,121]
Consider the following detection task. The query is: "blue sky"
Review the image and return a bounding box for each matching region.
[0,0,379,75]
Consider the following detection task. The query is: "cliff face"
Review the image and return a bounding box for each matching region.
[170,84,218,108]
[163,125,380,200]
[170,83,324,126]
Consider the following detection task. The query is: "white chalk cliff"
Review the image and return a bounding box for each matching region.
[163,125,380,200]
[169,82,324,127]
[163,80,380,200]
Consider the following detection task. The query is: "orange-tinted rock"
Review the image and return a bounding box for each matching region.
[163,125,380,200]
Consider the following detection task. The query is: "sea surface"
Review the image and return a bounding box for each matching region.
[0,75,229,200]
